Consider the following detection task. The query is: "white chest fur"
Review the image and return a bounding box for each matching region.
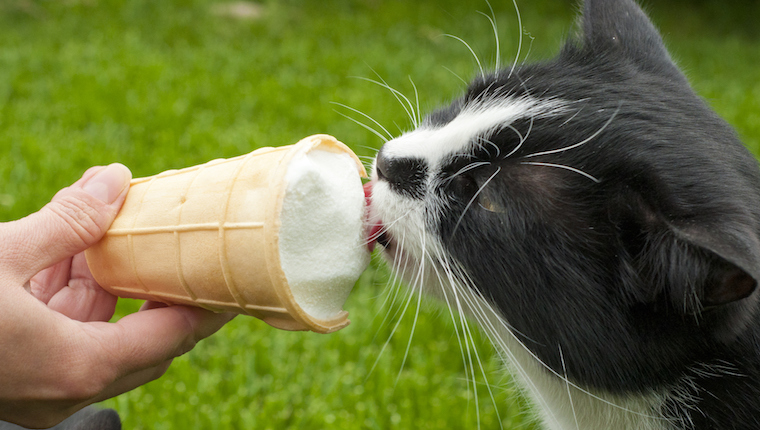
[430,275,673,430]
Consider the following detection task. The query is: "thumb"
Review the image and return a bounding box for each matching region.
[1,164,131,284]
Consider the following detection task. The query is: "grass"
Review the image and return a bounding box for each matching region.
[106,261,533,430]
[1,0,758,429]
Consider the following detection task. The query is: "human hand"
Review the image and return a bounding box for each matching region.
[0,164,234,428]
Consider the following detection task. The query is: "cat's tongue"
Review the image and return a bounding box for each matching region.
[364,182,382,252]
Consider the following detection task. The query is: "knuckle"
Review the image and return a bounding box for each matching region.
[0,223,39,282]
[179,336,198,357]
[175,309,202,356]
[46,194,110,248]
[150,360,173,382]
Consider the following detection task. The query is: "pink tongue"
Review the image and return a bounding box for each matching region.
[364,182,382,252]
[364,181,373,209]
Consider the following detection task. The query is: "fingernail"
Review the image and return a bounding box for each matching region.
[82,163,132,204]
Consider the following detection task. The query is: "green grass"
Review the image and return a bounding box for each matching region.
[106,261,533,430]
[1,0,758,429]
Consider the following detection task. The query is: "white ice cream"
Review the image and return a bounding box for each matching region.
[279,149,370,320]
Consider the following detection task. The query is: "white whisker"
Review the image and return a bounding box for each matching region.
[333,110,389,143]
[503,115,535,159]
[429,257,476,405]
[331,102,394,141]
[367,211,411,246]
[366,236,419,380]
[370,238,410,342]
[408,76,422,127]
[450,167,502,239]
[524,104,620,159]
[444,161,492,184]
[443,34,485,78]
[437,253,664,424]
[442,65,469,87]
[395,231,427,386]
[559,107,584,128]
[437,258,561,426]
[477,136,501,158]
[477,4,500,72]
[358,70,420,128]
[559,345,581,430]
[508,0,523,78]
[439,255,482,428]
[520,161,600,183]
[465,287,665,421]
[464,307,481,429]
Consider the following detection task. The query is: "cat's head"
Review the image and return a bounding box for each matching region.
[368,0,760,394]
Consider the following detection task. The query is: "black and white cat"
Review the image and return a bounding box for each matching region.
[366,0,760,429]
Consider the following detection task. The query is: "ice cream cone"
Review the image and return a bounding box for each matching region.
[84,134,368,334]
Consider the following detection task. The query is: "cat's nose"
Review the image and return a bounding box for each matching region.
[375,149,427,199]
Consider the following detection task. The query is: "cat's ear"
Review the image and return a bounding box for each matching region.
[577,0,681,76]
[613,193,760,313]
[670,223,760,307]
[660,219,759,341]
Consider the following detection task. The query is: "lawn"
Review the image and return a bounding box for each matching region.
[0,0,758,429]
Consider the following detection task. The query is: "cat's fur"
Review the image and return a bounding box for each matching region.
[367,0,760,429]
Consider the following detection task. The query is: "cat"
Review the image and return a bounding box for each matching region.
[365,0,760,429]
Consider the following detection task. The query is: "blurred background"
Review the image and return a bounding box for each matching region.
[0,0,758,428]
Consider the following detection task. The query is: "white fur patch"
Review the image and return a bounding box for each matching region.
[370,96,567,267]
[378,97,567,170]
[475,303,671,430]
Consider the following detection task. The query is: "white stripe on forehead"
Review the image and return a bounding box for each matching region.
[381,97,567,168]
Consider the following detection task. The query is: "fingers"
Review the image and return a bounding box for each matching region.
[47,282,117,322]
[0,164,131,285]
[90,306,234,378]
[0,296,233,427]
[10,360,174,428]
[90,360,174,404]
[45,253,117,322]
[29,257,73,303]
[75,307,233,416]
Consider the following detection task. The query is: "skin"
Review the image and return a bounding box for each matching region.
[0,164,234,428]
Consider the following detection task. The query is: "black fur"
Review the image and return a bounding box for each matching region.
[375,0,760,428]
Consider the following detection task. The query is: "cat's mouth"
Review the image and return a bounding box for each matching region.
[364,181,393,252]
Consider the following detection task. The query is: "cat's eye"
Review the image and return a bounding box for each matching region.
[478,196,501,213]
[447,173,503,213]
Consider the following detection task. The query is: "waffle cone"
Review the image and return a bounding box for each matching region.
[84,135,367,334]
